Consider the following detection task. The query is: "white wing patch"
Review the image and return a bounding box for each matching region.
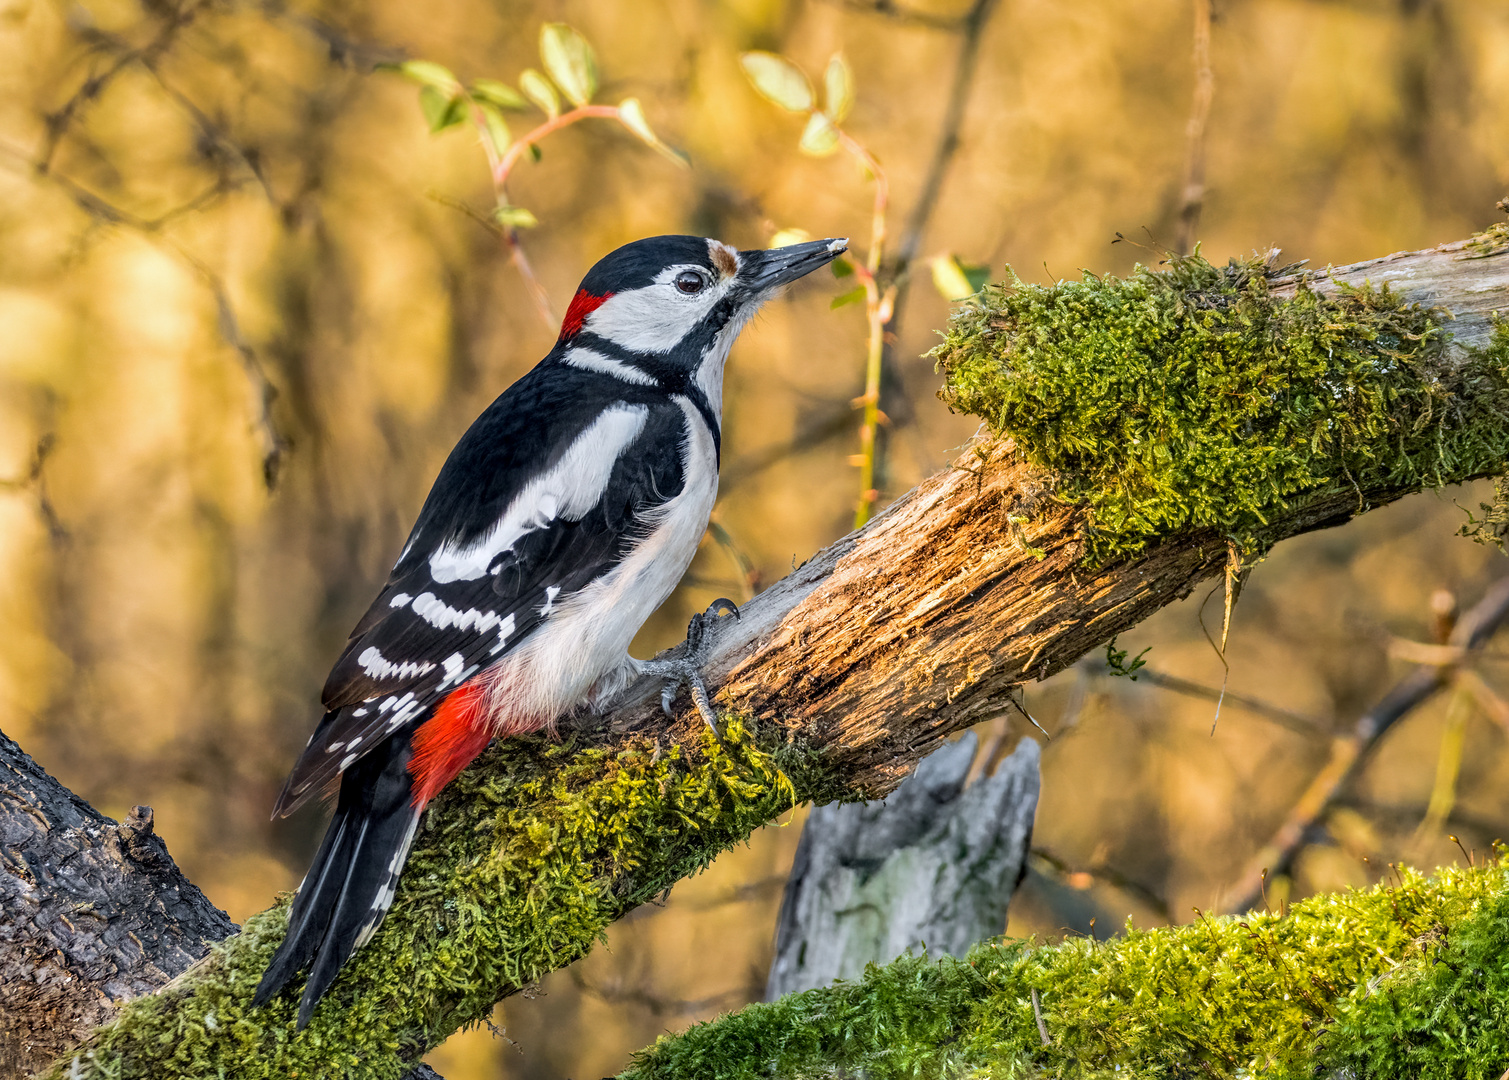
[357,647,436,682]
[428,404,650,584]
[564,346,658,386]
[410,592,503,633]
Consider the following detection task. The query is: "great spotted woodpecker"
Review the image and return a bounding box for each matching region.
[254,233,848,1027]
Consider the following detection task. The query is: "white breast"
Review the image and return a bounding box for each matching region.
[478,396,720,731]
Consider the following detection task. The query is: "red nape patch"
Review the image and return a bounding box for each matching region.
[559,288,612,340]
[408,680,492,807]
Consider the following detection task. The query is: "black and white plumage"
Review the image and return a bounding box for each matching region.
[254,233,847,1027]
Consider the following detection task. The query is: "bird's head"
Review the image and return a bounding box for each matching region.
[555,234,848,395]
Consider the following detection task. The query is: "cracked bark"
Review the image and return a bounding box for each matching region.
[0,730,442,1080]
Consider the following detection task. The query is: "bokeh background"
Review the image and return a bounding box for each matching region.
[3,0,1508,1076]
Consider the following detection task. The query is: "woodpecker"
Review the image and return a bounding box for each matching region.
[253,233,847,1027]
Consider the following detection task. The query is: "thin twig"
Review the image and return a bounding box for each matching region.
[1174,0,1215,255]
[1223,576,1509,913]
[1030,987,1052,1046]
[865,0,1000,494]
[1130,667,1326,739]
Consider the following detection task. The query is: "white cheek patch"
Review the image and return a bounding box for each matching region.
[585,286,708,353]
[428,404,649,583]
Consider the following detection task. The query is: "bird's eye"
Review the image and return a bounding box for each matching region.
[674,270,706,295]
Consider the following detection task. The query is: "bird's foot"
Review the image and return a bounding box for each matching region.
[640,598,739,736]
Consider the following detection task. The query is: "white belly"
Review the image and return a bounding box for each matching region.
[478,395,719,732]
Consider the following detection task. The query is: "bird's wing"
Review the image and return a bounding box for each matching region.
[274,368,689,816]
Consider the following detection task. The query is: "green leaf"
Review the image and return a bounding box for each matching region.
[539,23,598,107]
[823,53,854,122]
[519,68,560,119]
[962,262,991,294]
[740,52,813,112]
[931,255,979,301]
[390,60,459,91]
[477,102,512,155]
[419,85,468,133]
[617,98,690,167]
[493,205,539,229]
[470,79,527,110]
[830,257,854,278]
[798,111,839,156]
[830,285,866,309]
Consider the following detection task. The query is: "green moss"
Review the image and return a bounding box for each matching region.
[933,255,1509,561]
[623,861,1509,1080]
[51,718,823,1079]
[1459,474,1509,554]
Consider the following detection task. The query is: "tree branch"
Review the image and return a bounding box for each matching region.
[37,236,1509,1076]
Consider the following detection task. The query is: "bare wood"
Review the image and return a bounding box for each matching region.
[615,239,1508,805]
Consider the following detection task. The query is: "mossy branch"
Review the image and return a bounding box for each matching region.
[49,236,1509,1076]
[624,859,1509,1080]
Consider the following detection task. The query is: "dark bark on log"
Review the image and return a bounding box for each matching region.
[0,730,443,1080]
[765,731,1040,999]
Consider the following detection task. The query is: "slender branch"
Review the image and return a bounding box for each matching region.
[1222,575,1509,913]
[1128,667,1328,738]
[1174,0,1215,255]
[492,105,622,189]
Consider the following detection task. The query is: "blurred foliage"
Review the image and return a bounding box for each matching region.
[932,254,1509,561]
[1,0,1508,1077]
[623,858,1509,1080]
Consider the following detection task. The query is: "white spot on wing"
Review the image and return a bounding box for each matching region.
[410,592,503,634]
[539,585,561,616]
[339,753,357,770]
[357,647,435,682]
[428,404,651,584]
[490,612,517,655]
[389,593,412,608]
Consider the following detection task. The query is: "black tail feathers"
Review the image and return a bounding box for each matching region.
[253,737,421,1029]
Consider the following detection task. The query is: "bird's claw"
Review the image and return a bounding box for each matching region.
[644,598,739,736]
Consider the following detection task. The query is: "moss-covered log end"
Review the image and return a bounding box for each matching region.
[932,254,1509,562]
[624,859,1509,1080]
[49,718,820,1079]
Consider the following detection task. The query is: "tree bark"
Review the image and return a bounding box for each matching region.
[765,731,1040,999]
[0,730,442,1080]
[7,236,1505,1076]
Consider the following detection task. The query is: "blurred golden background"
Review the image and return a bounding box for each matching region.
[2,0,1508,1076]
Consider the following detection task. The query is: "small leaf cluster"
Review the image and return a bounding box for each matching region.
[740,50,854,158]
[386,23,682,229]
[932,253,1509,562]
[1105,635,1150,679]
[623,859,1509,1080]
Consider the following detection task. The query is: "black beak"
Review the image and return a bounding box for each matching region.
[739,237,849,292]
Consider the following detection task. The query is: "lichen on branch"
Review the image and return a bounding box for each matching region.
[623,859,1509,1080]
[48,718,820,1080]
[933,254,1509,561]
